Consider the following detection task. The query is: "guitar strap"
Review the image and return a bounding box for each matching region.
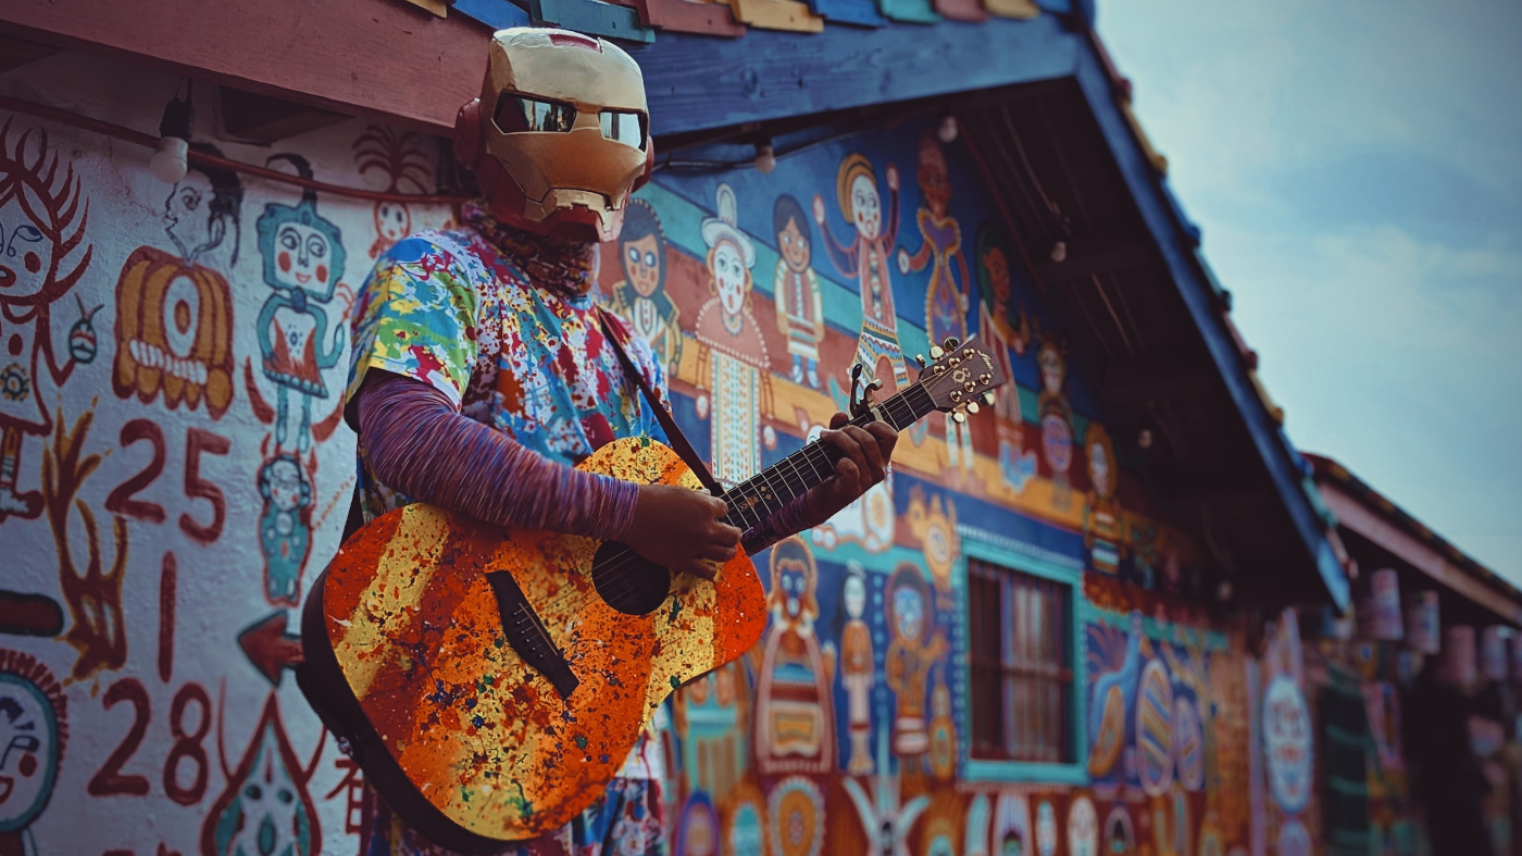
[595,306,725,498]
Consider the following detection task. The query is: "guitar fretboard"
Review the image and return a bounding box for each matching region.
[717,382,938,532]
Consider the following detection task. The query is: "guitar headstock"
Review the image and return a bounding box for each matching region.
[914,337,1007,422]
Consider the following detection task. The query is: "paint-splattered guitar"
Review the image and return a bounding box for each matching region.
[297,337,1003,852]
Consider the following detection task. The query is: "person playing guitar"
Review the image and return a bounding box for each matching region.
[341,27,897,856]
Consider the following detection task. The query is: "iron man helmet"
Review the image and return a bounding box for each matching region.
[455,28,654,243]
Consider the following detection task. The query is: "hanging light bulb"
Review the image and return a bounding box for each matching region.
[754,141,776,174]
[1050,241,1068,263]
[937,114,959,144]
[149,88,195,184]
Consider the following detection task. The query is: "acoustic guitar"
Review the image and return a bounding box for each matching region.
[297,337,1004,852]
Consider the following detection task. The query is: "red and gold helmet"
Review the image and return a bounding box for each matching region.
[454,28,654,243]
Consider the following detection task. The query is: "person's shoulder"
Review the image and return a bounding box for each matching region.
[379,228,471,266]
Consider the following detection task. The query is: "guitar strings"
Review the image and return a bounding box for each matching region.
[589,384,936,605]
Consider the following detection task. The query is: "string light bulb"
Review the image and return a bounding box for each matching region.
[149,89,194,184]
[1050,241,1068,263]
[754,141,776,174]
[938,114,959,144]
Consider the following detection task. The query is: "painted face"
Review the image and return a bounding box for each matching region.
[778,217,811,272]
[623,233,661,297]
[779,564,808,619]
[892,585,924,641]
[844,574,866,619]
[1067,796,1098,856]
[1002,833,1025,856]
[984,246,1011,305]
[265,459,307,514]
[919,162,951,218]
[216,725,313,856]
[711,239,747,318]
[0,196,51,300]
[272,222,333,296]
[375,200,411,244]
[1039,343,1064,396]
[1089,443,1111,496]
[164,172,217,261]
[0,674,58,830]
[849,174,882,240]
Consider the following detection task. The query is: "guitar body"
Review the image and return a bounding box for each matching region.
[298,438,766,851]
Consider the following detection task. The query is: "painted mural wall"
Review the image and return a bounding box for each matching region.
[0,53,453,856]
[1,48,1272,856]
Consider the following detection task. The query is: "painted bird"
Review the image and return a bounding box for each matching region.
[1087,611,1146,777]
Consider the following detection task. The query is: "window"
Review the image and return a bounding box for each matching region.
[968,558,1074,764]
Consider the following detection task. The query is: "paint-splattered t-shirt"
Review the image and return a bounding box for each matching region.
[346,203,669,521]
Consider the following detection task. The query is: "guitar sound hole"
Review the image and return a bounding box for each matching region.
[591,542,672,616]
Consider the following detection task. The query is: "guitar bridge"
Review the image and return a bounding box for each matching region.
[485,571,580,699]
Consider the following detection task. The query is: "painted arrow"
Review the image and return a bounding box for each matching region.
[238,610,304,686]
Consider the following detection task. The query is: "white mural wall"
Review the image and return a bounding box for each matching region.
[0,51,452,856]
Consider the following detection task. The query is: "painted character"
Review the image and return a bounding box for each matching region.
[254,154,347,454]
[201,695,320,856]
[898,132,975,471]
[773,194,825,389]
[1036,331,1074,506]
[927,671,956,780]
[755,536,836,775]
[692,183,770,487]
[608,199,681,377]
[974,223,1035,492]
[353,125,432,259]
[885,564,948,759]
[258,453,312,606]
[113,141,240,419]
[1083,422,1127,576]
[0,124,95,520]
[838,561,876,774]
[0,651,67,856]
[814,153,909,391]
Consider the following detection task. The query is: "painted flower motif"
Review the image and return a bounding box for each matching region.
[0,363,30,402]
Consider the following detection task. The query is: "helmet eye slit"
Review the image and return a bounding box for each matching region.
[599,110,648,151]
[492,94,578,134]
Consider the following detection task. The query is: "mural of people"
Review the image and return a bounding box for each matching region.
[1035,330,1074,507]
[352,125,432,259]
[772,194,825,389]
[898,131,975,472]
[974,223,1035,492]
[814,153,909,391]
[755,536,837,775]
[254,153,347,456]
[608,198,682,378]
[693,183,771,487]
[885,563,948,760]
[1083,422,1126,576]
[112,141,239,420]
[836,561,876,774]
[0,124,97,520]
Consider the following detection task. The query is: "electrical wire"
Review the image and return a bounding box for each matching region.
[0,94,467,205]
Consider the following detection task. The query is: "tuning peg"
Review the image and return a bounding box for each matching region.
[929,345,944,360]
[942,337,961,351]
[983,391,997,406]
[966,402,980,415]
[915,354,927,369]
[952,410,967,424]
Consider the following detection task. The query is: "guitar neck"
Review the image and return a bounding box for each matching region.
[718,381,938,531]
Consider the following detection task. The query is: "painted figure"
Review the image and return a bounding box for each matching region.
[974,223,1034,492]
[1036,330,1074,506]
[885,563,948,759]
[693,183,771,486]
[353,125,433,259]
[202,694,320,856]
[113,141,239,419]
[0,650,67,856]
[254,154,347,455]
[898,132,974,470]
[755,536,837,775]
[677,660,750,802]
[814,153,909,390]
[608,199,682,377]
[906,485,959,597]
[773,194,825,389]
[928,669,957,780]
[838,561,876,774]
[0,124,96,520]
[1083,422,1126,576]
[843,728,931,856]
[257,452,313,606]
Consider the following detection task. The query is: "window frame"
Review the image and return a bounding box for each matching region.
[958,532,1089,784]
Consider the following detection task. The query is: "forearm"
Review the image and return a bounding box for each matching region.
[740,492,817,555]
[355,371,638,540]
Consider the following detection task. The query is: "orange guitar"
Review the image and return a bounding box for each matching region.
[297,337,1004,852]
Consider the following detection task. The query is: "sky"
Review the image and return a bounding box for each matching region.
[1095,0,1522,582]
